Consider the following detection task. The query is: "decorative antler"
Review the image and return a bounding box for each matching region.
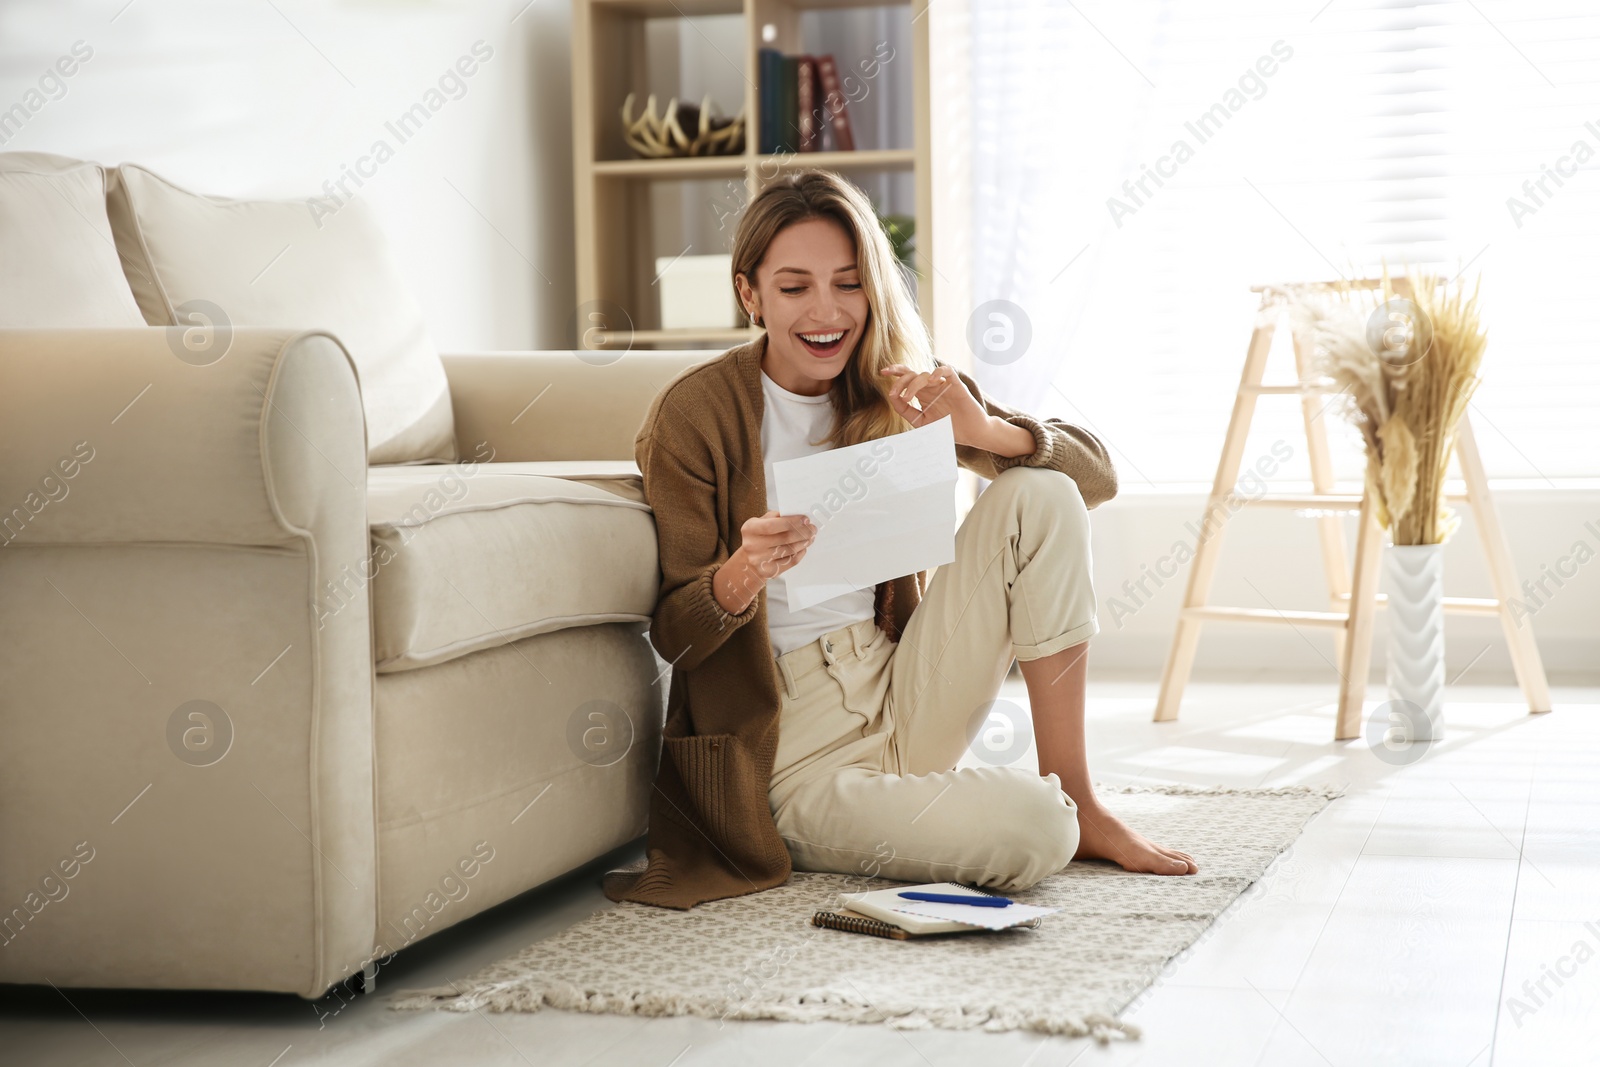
[620,92,744,158]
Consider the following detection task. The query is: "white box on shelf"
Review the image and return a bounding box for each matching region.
[657,252,737,331]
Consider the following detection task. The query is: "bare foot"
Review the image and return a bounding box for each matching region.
[1073,801,1198,875]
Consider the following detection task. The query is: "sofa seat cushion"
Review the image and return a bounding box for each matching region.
[0,152,146,327]
[106,163,457,465]
[366,462,659,673]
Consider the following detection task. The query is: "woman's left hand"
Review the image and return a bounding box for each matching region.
[881,363,994,448]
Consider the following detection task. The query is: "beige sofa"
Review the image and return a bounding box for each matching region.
[0,152,703,997]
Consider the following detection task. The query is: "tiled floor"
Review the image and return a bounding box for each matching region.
[4,679,1596,1067]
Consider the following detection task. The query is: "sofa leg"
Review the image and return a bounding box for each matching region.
[359,961,379,994]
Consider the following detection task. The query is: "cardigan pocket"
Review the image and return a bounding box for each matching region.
[659,731,761,846]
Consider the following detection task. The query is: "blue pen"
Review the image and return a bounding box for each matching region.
[897,891,1012,908]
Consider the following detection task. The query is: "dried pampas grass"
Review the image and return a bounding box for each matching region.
[1293,270,1487,545]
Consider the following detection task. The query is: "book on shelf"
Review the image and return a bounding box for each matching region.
[780,54,799,153]
[796,56,819,152]
[815,55,855,152]
[758,47,783,154]
[758,50,853,154]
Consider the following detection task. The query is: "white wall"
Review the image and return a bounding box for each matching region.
[0,0,573,350]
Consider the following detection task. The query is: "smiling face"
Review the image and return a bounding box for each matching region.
[735,216,869,397]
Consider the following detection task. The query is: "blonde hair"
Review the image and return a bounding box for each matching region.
[731,170,934,448]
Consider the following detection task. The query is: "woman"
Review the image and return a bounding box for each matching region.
[603,171,1194,911]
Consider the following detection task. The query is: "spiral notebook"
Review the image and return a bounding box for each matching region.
[812,881,1055,939]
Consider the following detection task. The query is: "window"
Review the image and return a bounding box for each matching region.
[969,0,1600,486]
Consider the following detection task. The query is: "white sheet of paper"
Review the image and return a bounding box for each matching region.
[772,416,958,611]
[886,898,1060,931]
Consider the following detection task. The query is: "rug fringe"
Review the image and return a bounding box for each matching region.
[1103,782,1346,801]
[388,981,1142,1041]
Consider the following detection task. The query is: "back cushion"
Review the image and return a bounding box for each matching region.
[0,152,146,327]
[107,164,457,465]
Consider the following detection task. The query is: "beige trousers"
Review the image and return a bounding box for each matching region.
[767,465,1099,892]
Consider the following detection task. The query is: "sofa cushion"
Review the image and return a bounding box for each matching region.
[0,152,146,327]
[365,462,659,673]
[106,164,457,465]
[374,623,661,946]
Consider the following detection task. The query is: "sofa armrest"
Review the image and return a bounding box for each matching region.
[0,327,376,998]
[442,350,717,463]
[0,328,367,547]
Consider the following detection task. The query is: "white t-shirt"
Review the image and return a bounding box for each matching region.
[759,369,876,658]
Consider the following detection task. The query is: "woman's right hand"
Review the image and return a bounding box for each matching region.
[738,510,816,579]
[712,511,815,615]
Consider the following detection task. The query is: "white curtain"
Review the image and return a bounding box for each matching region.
[967,0,1600,485]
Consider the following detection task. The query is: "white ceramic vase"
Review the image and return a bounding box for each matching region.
[1384,542,1446,742]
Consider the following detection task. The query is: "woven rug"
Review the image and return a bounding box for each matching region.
[389,783,1340,1040]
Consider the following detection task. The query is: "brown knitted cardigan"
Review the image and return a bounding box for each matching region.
[602,336,1118,909]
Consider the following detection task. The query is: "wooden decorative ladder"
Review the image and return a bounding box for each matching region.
[1153,278,1553,740]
